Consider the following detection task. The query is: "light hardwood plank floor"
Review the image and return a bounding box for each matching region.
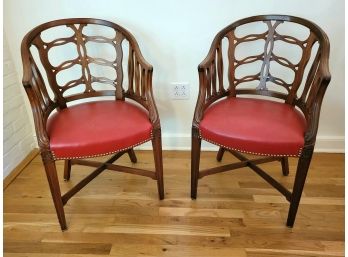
[4,151,344,256]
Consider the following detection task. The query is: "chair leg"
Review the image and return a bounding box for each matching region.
[216,147,225,162]
[127,148,137,163]
[42,154,67,230]
[64,160,72,181]
[281,157,289,176]
[191,128,201,199]
[286,146,314,227]
[152,130,164,200]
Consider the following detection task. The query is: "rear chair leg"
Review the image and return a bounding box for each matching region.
[216,147,225,162]
[127,148,137,163]
[191,127,201,199]
[152,129,164,200]
[42,152,67,230]
[281,157,289,176]
[64,160,72,181]
[286,146,314,227]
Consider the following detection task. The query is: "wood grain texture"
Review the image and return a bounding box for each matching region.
[3,149,39,190]
[4,151,344,256]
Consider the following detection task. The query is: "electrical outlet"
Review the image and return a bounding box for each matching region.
[170,82,190,99]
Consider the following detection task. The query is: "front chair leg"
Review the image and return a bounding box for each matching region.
[127,148,137,163]
[286,146,314,227]
[281,157,289,176]
[191,128,202,199]
[42,152,67,230]
[152,130,164,200]
[216,147,225,162]
[64,160,72,181]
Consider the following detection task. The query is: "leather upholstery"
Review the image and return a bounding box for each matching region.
[47,101,152,159]
[199,97,307,156]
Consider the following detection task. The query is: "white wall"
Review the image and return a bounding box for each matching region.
[3,0,344,153]
[3,33,36,177]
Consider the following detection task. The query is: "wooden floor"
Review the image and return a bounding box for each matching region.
[4,151,345,257]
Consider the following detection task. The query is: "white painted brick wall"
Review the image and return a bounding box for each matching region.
[3,34,35,178]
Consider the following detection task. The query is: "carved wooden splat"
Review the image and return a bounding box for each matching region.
[256,20,283,91]
[200,18,321,105]
[32,23,125,102]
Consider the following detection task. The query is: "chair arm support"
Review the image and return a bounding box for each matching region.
[21,39,52,150]
[193,70,208,127]
[304,101,321,145]
[193,64,229,128]
[24,86,51,149]
[303,65,331,145]
[144,70,161,129]
[124,41,159,128]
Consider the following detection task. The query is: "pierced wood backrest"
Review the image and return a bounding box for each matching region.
[198,15,330,113]
[21,18,153,116]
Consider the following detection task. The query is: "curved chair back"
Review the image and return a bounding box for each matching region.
[21,18,157,124]
[196,15,331,143]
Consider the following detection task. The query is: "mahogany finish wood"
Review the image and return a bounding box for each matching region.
[228,150,292,201]
[21,18,164,230]
[63,160,71,181]
[191,15,331,227]
[198,156,281,179]
[281,157,290,176]
[127,149,138,163]
[61,151,127,205]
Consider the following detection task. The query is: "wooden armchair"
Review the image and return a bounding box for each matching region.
[21,18,164,230]
[191,15,331,227]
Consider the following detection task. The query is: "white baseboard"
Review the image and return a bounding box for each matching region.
[136,133,345,153]
[314,136,345,153]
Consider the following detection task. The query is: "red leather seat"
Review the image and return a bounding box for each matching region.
[199,97,307,157]
[47,101,152,159]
